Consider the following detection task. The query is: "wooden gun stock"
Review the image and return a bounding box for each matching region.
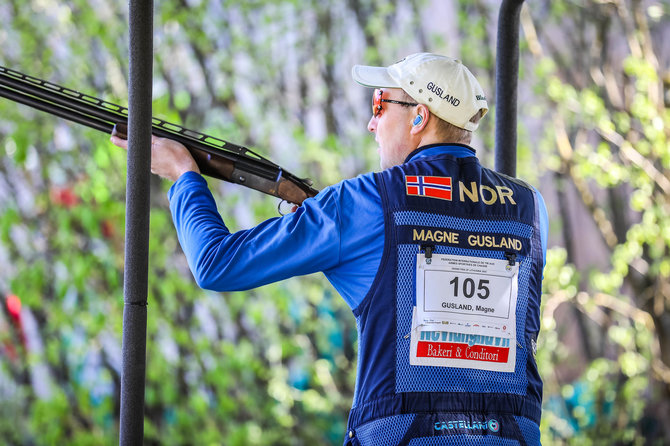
[112,123,317,205]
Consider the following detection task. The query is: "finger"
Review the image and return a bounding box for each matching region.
[110,135,129,149]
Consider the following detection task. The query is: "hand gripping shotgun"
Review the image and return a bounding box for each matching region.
[0,65,319,205]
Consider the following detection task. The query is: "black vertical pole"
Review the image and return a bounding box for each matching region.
[119,0,153,444]
[494,0,525,178]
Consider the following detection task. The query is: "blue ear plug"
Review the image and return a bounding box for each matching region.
[413,115,423,126]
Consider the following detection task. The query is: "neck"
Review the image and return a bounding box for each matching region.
[409,129,450,155]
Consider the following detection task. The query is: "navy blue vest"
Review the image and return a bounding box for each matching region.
[345,153,544,446]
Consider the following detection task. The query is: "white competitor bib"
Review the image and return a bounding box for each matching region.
[409,253,519,373]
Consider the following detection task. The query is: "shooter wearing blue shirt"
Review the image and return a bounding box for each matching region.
[112,53,548,445]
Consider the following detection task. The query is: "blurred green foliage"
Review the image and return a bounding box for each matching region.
[0,0,669,445]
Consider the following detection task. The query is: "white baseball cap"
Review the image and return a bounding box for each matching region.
[352,53,488,131]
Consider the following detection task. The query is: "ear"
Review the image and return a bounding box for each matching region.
[410,104,430,135]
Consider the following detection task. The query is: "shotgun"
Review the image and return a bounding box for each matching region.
[0,65,319,205]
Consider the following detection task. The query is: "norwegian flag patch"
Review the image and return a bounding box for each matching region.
[405,175,452,201]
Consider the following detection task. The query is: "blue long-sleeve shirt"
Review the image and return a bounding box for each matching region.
[168,145,548,311]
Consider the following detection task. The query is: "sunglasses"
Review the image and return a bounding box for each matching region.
[372,88,418,117]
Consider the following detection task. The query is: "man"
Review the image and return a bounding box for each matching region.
[112,53,547,445]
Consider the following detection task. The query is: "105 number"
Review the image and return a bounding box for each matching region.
[449,276,490,299]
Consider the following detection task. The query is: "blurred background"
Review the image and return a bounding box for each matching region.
[0,0,669,444]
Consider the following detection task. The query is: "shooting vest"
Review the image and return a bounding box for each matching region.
[345,152,544,446]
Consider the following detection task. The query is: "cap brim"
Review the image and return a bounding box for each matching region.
[351,65,399,88]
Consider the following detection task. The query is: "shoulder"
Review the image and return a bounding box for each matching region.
[310,172,381,207]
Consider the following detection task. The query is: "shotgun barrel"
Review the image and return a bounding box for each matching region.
[0,65,319,205]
